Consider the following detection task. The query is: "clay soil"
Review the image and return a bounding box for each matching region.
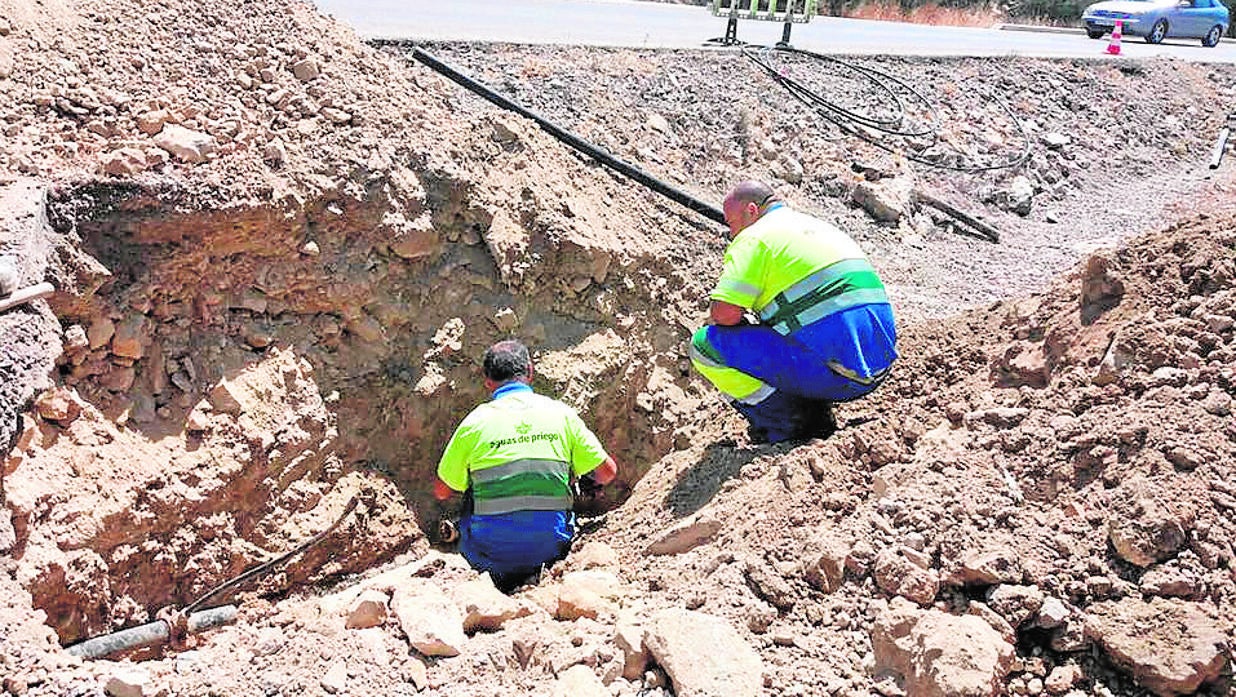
[0,0,1234,696]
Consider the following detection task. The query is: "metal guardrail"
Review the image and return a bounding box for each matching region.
[708,0,819,46]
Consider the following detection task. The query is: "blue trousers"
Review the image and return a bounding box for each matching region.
[698,303,897,440]
[459,510,574,591]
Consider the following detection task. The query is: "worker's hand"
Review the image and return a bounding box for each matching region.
[433,477,455,501]
[709,300,746,326]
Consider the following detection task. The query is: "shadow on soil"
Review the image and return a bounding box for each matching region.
[665,441,761,518]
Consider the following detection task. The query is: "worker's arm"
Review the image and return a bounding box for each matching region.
[709,300,746,326]
[589,455,618,485]
[433,477,456,501]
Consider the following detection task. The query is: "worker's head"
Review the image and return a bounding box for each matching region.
[482,339,533,392]
[722,180,780,238]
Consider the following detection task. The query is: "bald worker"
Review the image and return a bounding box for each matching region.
[690,180,898,443]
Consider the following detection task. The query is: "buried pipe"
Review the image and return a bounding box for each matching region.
[1210,127,1230,170]
[408,47,728,228]
[65,605,238,659]
[66,498,358,660]
[0,282,55,314]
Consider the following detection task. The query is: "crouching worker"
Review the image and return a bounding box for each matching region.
[434,339,619,592]
[691,180,898,443]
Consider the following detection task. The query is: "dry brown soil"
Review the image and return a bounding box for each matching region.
[0,0,1234,695]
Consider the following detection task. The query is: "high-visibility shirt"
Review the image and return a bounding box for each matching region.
[710,205,890,335]
[437,383,608,517]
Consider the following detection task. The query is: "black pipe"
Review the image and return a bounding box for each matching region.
[409,48,727,228]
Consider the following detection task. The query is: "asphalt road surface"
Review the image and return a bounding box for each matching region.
[313,0,1236,62]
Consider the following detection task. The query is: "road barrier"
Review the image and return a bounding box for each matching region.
[709,0,819,47]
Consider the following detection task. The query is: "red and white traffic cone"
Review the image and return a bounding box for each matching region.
[1105,19,1123,55]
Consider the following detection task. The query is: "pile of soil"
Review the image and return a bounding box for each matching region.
[0,0,1233,695]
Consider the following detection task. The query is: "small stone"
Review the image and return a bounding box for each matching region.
[874,548,938,605]
[1044,664,1082,694]
[0,255,19,297]
[1036,597,1069,629]
[319,661,347,694]
[493,307,518,333]
[346,590,389,629]
[264,140,287,166]
[643,669,667,689]
[322,107,352,124]
[136,110,171,136]
[100,148,149,176]
[63,325,89,353]
[184,407,208,430]
[291,58,321,81]
[104,668,149,697]
[152,124,218,164]
[551,664,608,697]
[300,241,321,256]
[1042,133,1071,149]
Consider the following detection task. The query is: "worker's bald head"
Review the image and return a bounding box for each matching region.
[483,340,532,383]
[722,180,780,237]
[724,180,776,209]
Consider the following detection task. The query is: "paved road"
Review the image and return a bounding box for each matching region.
[313,0,1236,62]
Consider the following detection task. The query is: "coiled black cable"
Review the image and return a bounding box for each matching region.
[742,45,1032,173]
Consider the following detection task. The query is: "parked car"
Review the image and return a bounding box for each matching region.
[1082,0,1230,46]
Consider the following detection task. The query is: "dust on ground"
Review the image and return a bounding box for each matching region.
[0,0,1234,695]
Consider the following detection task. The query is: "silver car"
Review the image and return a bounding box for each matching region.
[1082,0,1230,46]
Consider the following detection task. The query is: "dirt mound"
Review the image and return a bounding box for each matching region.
[1,0,1235,695]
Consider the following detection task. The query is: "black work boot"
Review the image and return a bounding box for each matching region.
[797,399,838,440]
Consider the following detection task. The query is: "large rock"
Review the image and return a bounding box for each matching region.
[950,549,1023,586]
[871,598,1014,697]
[550,664,608,697]
[345,589,389,630]
[645,514,720,556]
[851,175,913,224]
[644,608,763,697]
[568,541,620,571]
[998,176,1034,216]
[0,181,63,455]
[613,616,649,680]
[33,387,82,424]
[556,571,622,620]
[986,584,1044,628]
[1107,491,1192,568]
[874,548,938,605]
[152,124,218,163]
[450,575,521,632]
[803,529,849,593]
[389,579,466,657]
[1085,598,1227,696]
